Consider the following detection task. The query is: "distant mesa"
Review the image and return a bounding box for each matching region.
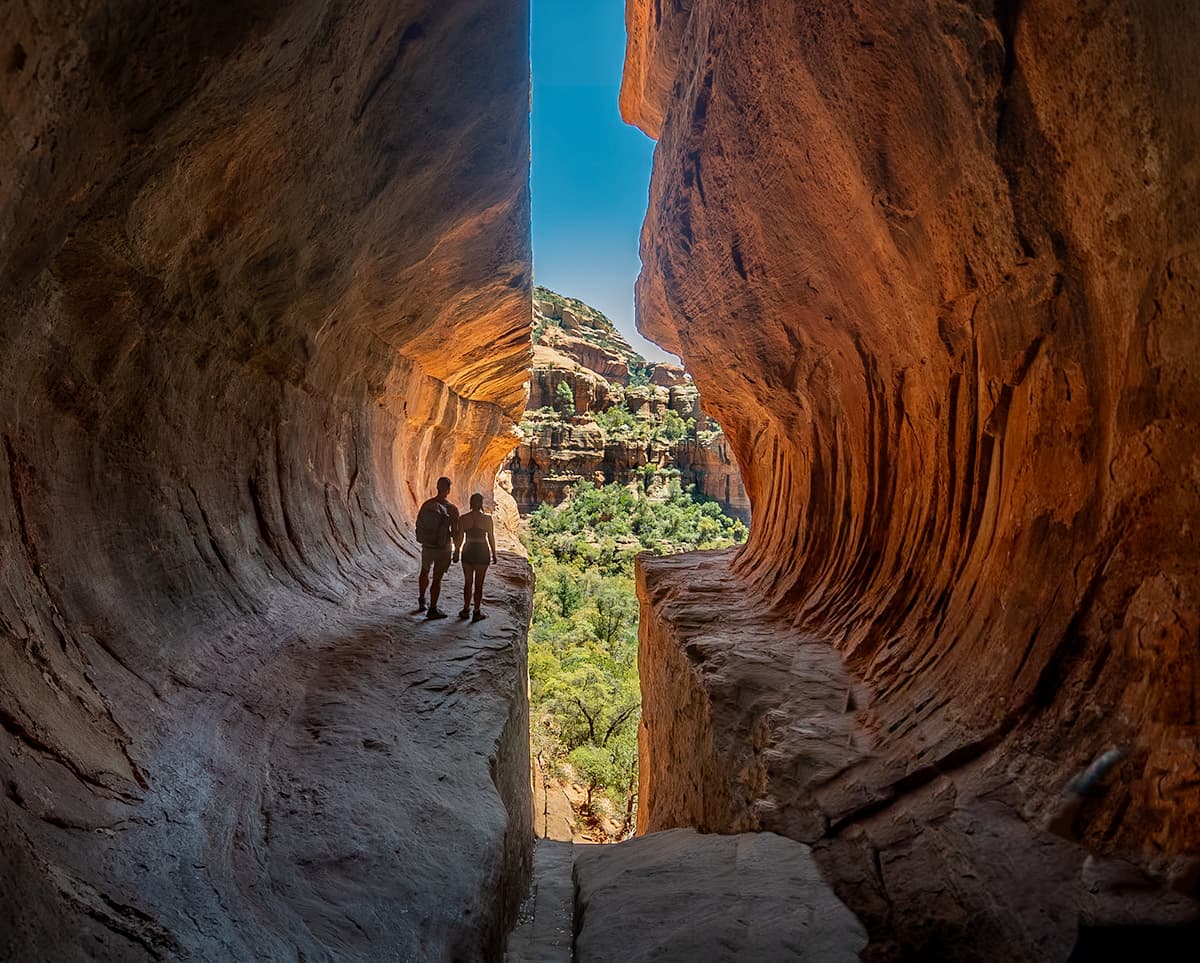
[502,287,750,520]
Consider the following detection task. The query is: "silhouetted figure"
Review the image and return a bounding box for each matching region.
[458,492,497,622]
[414,476,461,619]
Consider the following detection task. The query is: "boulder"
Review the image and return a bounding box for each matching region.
[648,362,687,387]
[667,382,701,422]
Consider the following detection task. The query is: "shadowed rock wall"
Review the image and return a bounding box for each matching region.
[1,1,531,958]
[625,0,1198,921]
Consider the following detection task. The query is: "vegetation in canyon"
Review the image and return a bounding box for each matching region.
[524,478,747,838]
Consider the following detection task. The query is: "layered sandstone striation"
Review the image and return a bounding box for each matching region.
[504,291,749,518]
[625,0,1199,956]
[1,1,532,958]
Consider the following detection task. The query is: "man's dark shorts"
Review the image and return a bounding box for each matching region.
[420,546,452,578]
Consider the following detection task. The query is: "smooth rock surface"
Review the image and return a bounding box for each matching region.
[573,828,867,962]
[1,0,533,958]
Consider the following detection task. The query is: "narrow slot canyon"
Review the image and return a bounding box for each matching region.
[507,288,751,846]
[2,2,1198,962]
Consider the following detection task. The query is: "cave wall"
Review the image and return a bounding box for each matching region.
[1,1,531,958]
[625,0,1198,870]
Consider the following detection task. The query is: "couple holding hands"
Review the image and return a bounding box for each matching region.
[414,476,497,622]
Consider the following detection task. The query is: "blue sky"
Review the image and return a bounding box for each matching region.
[530,0,674,362]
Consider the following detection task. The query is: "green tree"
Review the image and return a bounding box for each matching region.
[551,566,583,618]
[554,381,576,416]
[656,408,695,442]
[589,584,637,654]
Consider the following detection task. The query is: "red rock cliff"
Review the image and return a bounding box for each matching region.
[1,2,531,958]
[626,0,1198,955]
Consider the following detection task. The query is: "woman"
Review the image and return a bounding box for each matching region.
[459,492,497,622]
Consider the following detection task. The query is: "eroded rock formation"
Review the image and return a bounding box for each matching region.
[624,0,1199,956]
[504,292,749,518]
[1,1,532,958]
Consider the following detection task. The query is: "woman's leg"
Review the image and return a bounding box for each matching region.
[461,564,475,616]
[473,566,487,613]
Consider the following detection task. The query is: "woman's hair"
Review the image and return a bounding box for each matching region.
[470,492,485,510]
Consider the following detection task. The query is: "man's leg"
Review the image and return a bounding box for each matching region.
[426,550,451,617]
[415,547,434,607]
[429,570,442,611]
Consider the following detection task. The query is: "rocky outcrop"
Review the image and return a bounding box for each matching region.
[675,435,751,521]
[625,0,1199,956]
[1,1,532,958]
[648,362,687,388]
[506,291,749,518]
[508,417,611,508]
[528,344,621,416]
[636,551,1198,959]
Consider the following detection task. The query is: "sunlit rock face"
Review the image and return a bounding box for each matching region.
[625,0,1198,954]
[1,1,531,958]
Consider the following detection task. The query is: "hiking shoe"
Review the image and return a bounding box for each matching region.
[458,607,471,619]
[425,607,447,620]
[471,610,487,623]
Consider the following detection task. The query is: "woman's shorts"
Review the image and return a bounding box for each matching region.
[461,542,491,567]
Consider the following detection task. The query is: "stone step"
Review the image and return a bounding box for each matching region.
[572,829,867,963]
[506,830,868,962]
[506,839,576,962]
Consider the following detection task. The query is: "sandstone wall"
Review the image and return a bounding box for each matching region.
[676,435,751,522]
[625,0,1198,913]
[1,1,531,958]
[506,423,750,521]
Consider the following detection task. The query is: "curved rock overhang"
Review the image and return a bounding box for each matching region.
[1,1,532,958]
[625,0,1198,953]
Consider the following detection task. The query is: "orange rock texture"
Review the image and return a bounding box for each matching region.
[1,1,531,958]
[625,0,1198,954]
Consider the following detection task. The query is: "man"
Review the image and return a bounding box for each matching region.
[414,476,462,619]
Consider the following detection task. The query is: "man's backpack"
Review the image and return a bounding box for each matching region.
[415,499,452,549]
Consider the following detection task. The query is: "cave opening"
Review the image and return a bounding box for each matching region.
[517,2,750,843]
